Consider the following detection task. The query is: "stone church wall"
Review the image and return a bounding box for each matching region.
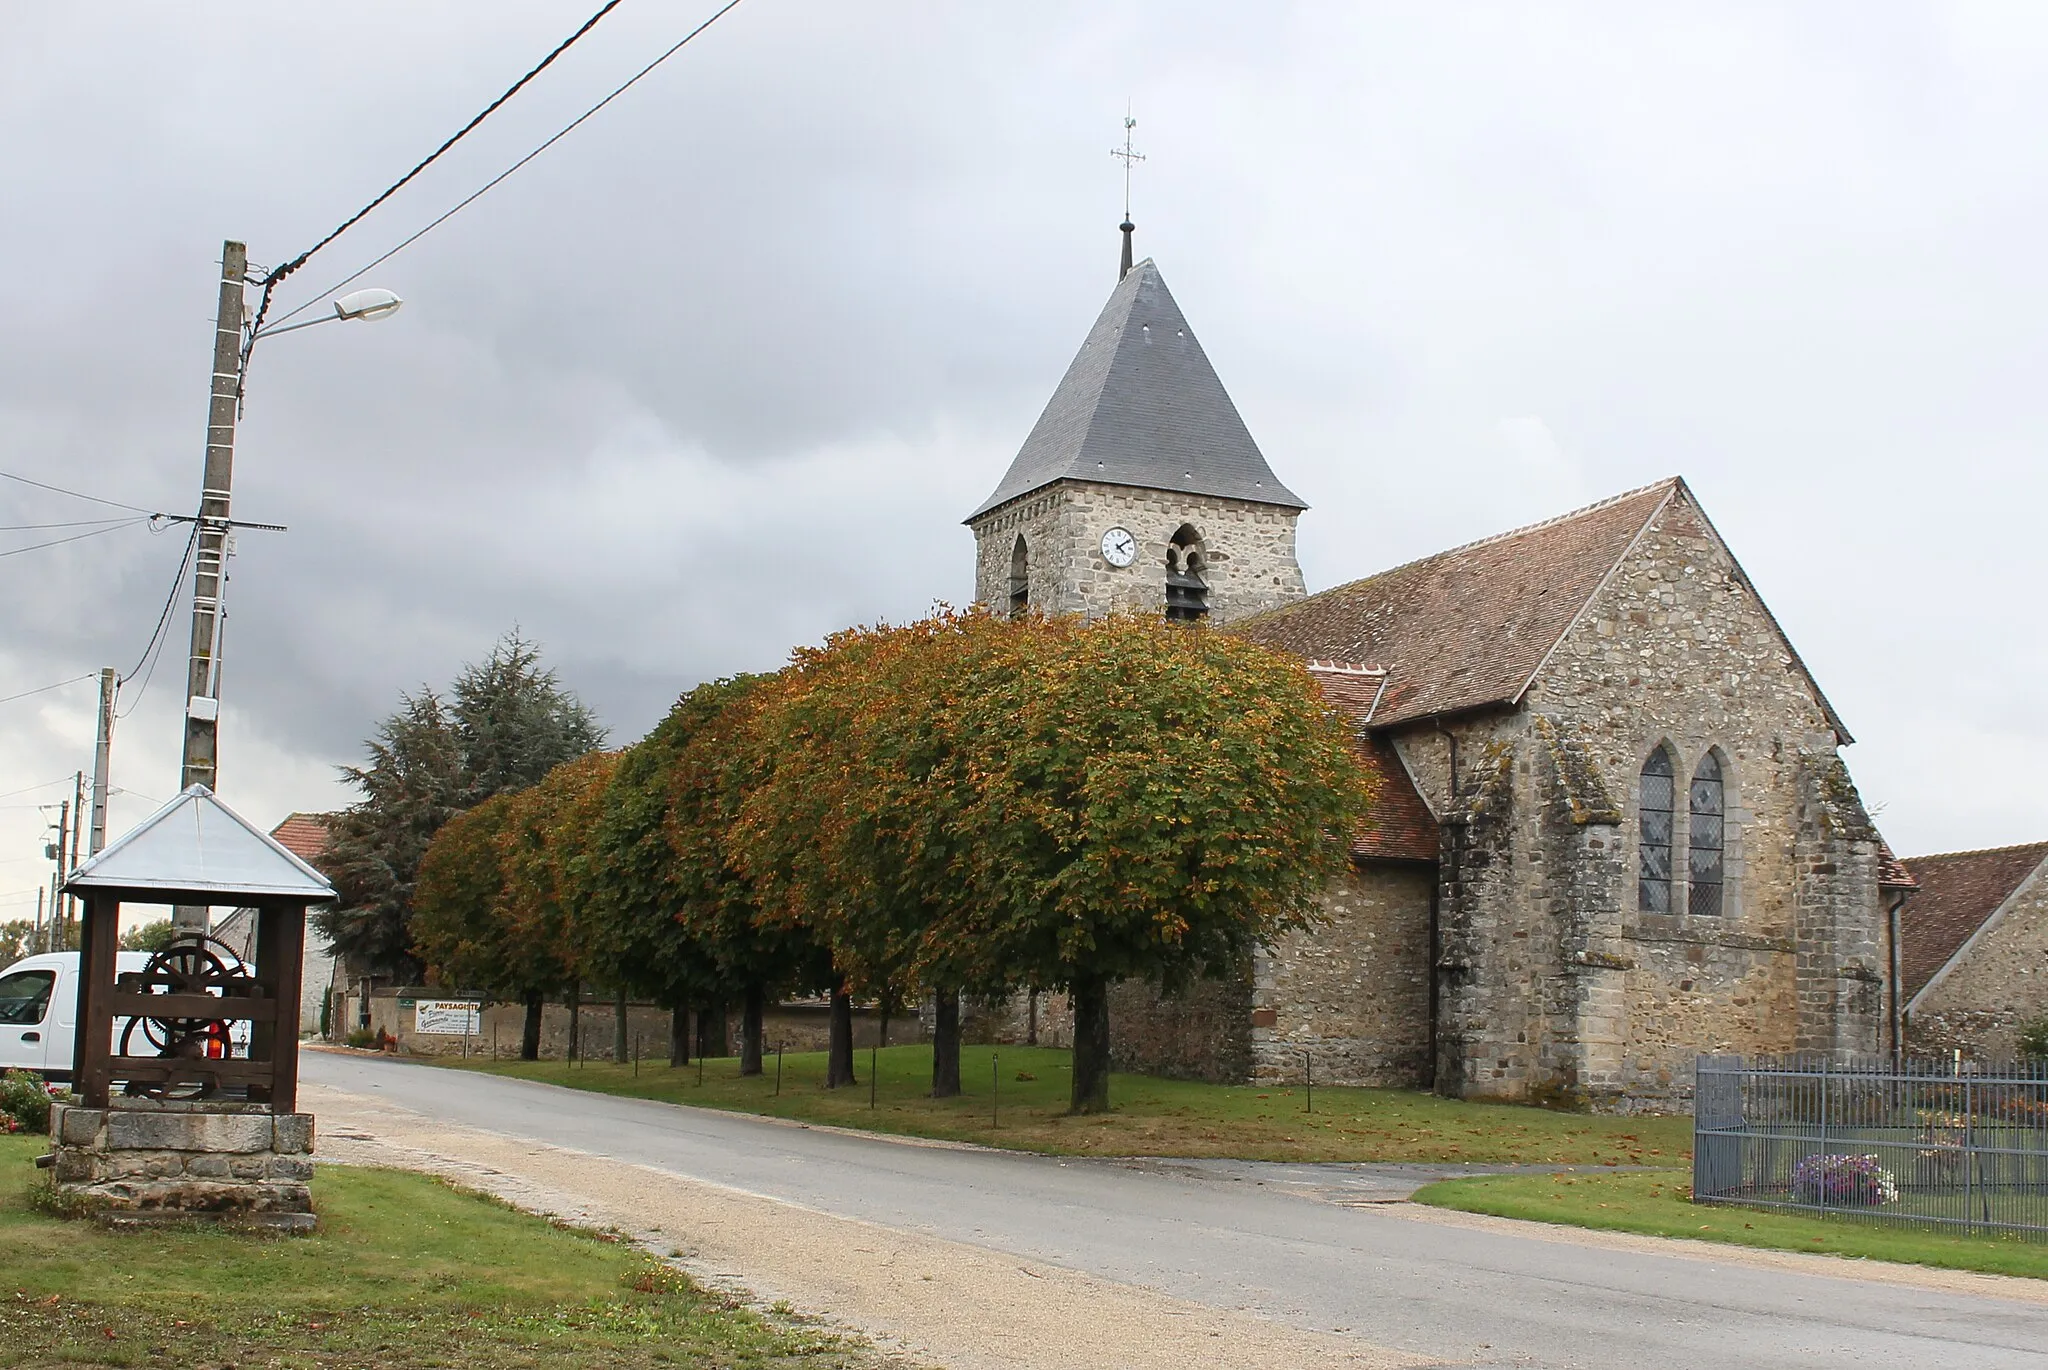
[1253,864,1435,1086]
[1909,868,2048,1061]
[1520,488,1886,1099]
[971,479,1305,624]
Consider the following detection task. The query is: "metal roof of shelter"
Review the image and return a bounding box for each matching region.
[966,258,1306,521]
[62,784,335,903]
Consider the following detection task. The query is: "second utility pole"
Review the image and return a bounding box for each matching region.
[89,667,113,855]
[174,238,247,930]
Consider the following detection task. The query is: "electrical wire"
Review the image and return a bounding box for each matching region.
[0,517,139,533]
[0,469,154,515]
[0,520,148,559]
[247,0,630,346]
[0,676,92,708]
[263,0,747,333]
[116,520,200,717]
[0,777,72,802]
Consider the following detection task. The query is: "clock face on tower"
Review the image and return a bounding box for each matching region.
[1100,526,1138,567]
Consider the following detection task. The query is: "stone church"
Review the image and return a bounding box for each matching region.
[968,239,1912,1109]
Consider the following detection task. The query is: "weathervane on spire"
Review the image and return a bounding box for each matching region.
[1111,108,1145,280]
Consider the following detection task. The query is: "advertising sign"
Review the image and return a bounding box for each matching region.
[414,999,481,1035]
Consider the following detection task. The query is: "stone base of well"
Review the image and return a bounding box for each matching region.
[45,1100,315,1232]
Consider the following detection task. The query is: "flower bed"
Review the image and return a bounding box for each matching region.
[1790,1152,1898,1207]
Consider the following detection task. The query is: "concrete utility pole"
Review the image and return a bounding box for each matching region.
[175,240,248,930]
[48,800,69,951]
[68,771,83,931]
[89,667,114,855]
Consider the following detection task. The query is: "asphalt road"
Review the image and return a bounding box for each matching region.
[303,1052,2048,1369]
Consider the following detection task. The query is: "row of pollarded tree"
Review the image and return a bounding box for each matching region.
[410,608,1372,1113]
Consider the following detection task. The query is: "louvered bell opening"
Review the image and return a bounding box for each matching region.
[1165,567,1209,621]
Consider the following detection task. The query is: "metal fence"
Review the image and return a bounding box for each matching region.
[1694,1054,2048,1241]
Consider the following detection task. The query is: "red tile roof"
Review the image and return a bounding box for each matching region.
[1875,839,1917,891]
[1898,842,2048,1000]
[269,812,335,865]
[1234,482,1677,729]
[1307,662,1439,864]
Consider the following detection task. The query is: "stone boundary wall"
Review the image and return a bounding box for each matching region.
[330,990,923,1060]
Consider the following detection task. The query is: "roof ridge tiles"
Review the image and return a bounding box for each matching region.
[1902,840,2048,864]
[1327,476,1681,592]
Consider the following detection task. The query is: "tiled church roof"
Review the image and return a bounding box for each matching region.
[1234,481,1676,729]
[1898,842,2048,1000]
[966,258,1304,521]
[1306,662,1439,863]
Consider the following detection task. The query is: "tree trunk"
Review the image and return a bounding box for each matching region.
[825,982,856,1089]
[567,980,581,1063]
[1069,974,1111,1114]
[698,1001,727,1058]
[668,1004,690,1067]
[739,984,765,1076]
[930,986,962,1098]
[521,988,543,1061]
[1027,987,1039,1045]
[613,983,629,1063]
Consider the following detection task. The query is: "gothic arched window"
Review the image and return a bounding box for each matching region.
[1638,748,1675,913]
[1165,524,1209,621]
[1009,534,1029,620]
[1689,753,1726,917]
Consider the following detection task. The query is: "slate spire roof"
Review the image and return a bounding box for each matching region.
[967,258,1305,521]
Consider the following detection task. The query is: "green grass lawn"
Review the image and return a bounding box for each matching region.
[433,1042,1693,1166]
[0,1134,888,1369]
[1412,1169,2048,1281]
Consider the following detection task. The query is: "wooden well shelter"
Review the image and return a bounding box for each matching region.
[60,784,334,1111]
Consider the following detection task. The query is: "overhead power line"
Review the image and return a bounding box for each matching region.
[0,520,148,559]
[117,520,200,717]
[264,0,748,333]
[0,469,154,515]
[251,0,627,329]
[0,677,92,708]
[0,777,73,802]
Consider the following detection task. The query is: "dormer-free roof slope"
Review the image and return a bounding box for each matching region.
[1233,481,1679,730]
[1898,842,2048,1001]
[967,258,1304,521]
[1233,478,1851,740]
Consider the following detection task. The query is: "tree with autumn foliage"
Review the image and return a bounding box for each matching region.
[939,612,1369,1113]
[662,675,834,1076]
[733,611,1010,1097]
[412,751,618,1059]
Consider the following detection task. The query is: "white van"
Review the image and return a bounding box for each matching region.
[0,952,159,1081]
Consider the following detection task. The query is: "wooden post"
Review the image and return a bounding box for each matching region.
[255,901,307,1112]
[72,895,118,1107]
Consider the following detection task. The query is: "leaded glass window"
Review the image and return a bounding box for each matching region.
[1689,753,1725,917]
[1639,748,1674,913]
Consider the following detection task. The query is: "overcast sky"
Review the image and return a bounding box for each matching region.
[4,1,2045,925]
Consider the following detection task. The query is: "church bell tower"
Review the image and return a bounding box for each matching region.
[965,230,1308,625]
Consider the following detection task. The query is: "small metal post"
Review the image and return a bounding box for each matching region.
[634,1033,641,1077]
[492,1022,498,1061]
[870,1041,878,1110]
[774,1045,783,1096]
[993,1050,1000,1128]
[1304,1050,1313,1114]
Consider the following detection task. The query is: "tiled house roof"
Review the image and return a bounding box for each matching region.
[1232,482,1676,729]
[1876,840,1917,892]
[1306,662,1439,864]
[1898,842,2048,1001]
[269,812,335,866]
[966,258,1304,521]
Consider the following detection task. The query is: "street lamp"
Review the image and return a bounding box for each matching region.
[249,286,405,339]
[171,241,401,929]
